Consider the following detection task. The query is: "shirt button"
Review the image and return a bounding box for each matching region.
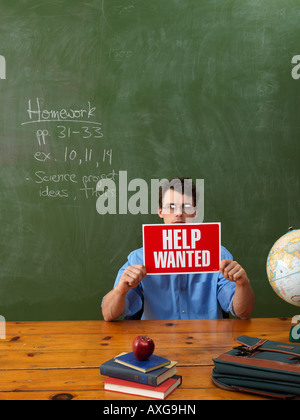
[182,310,186,314]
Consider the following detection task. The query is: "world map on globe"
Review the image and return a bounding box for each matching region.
[267,229,300,307]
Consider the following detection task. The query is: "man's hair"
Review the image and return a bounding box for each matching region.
[158,177,197,208]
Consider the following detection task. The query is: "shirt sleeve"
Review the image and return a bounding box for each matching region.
[217,280,236,316]
[217,247,237,317]
[112,252,144,318]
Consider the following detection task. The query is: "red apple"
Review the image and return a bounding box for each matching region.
[132,335,155,361]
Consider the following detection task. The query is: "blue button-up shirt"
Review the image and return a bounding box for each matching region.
[113,246,236,320]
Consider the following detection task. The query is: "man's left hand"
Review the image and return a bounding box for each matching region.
[219,259,249,286]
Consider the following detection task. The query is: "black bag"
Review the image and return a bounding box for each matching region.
[212,335,300,399]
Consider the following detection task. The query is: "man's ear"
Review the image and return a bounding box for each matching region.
[158,207,164,219]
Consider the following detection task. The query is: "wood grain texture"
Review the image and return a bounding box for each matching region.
[0,318,293,400]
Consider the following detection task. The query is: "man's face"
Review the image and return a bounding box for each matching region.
[158,189,197,224]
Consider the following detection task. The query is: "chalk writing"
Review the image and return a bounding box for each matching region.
[21,98,98,125]
[32,147,112,167]
[39,186,69,199]
[34,151,51,162]
[34,171,78,184]
[80,170,118,199]
[22,98,114,202]
[34,171,117,200]
[36,129,50,146]
[57,125,103,139]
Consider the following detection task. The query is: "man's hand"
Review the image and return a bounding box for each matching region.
[116,264,147,294]
[219,259,249,286]
[219,259,254,319]
[102,264,147,322]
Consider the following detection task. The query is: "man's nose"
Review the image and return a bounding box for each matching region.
[174,205,183,215]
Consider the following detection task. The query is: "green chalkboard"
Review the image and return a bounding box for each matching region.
[0,0,299,321]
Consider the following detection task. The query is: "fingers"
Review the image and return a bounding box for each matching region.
[121,265,147,289]
[219,259,247,283]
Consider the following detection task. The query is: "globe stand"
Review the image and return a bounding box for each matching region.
[289,315,300,343]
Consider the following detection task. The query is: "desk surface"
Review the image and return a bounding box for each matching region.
[0,317,294,400]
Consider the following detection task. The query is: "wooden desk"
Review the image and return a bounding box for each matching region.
[0,317,294,400]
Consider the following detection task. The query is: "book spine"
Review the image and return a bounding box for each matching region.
[100,365,157,386]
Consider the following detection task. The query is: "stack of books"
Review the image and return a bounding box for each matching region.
[100,351,181,399]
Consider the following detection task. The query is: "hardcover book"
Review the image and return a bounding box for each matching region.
[100,356,177,386]
[114,352,170,373]
[103,375,182,400]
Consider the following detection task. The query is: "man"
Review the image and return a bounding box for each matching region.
[102,177,254,321]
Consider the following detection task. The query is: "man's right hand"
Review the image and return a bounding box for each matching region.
[116,265,147,294]
[102,265,147,321]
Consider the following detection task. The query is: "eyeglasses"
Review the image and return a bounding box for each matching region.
[162,203,196,214]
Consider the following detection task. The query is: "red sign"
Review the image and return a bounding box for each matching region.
[143,223,221,275]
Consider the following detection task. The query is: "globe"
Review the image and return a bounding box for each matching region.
[266,229,300,307]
